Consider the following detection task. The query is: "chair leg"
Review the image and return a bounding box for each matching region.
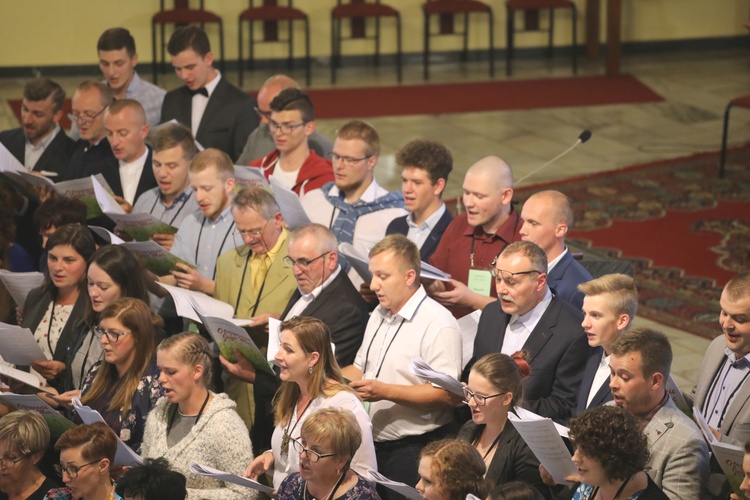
[218,20,226,76]
[331,15,337,84]
[462,13,469,62]
[152,20,158,85]
[375,17,381,67]
[304,17,311,87]
[395,14,402,83]
[488,10,495,78]
[238,19,244,88]
[506,6,514,77]
[548,9,555,59]
[719,102,734,178]
[423,10,430,81]
[571,4,578,74]
[288,20,294,70]
[160,23,167,75]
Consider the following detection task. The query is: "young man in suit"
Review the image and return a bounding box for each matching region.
[0,78,74,175]
[520,190,592,311]
[160,26,258,162]
[386,139,453,261]
[609,328,709,499]
[574,273,637,415]
[469,240,589,421]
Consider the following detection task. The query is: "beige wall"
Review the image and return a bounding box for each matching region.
[0,0,747,66]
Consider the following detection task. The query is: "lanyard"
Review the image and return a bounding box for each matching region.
[150,192,191,226]
[232,253,272,317]
[471,210,521,268]
[166,390,210,435]
[195,217,236,280]
[45,302,56,357]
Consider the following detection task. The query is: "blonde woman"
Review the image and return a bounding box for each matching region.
[141,333,255,500]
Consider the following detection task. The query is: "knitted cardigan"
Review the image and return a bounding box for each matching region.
[141,392,257,500]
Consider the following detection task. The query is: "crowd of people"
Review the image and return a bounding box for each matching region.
[1,22,749,500]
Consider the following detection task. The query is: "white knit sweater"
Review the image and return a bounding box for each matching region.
[141,392,257,500]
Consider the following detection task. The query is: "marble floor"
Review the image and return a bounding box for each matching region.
[2,45,746,390]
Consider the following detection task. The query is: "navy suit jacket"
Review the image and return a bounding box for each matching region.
[547,250,592,312]
[386,208,453,261]
[160,77,258,162]
[574,346,613,414]
[468,295,589,421]
[88,147,157,202]
[0,127,75,176]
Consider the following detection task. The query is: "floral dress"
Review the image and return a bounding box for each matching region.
[43,485,123,500]
[78,360,165,454]
[276,473,380,500]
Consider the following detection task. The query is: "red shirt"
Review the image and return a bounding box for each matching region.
[429,206,522,318]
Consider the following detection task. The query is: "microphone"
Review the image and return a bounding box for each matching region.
[514,130,592,186]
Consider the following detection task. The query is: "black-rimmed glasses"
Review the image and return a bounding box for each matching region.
[291,438,336,463]
[329,153,372,167]
[254,107,272,121]
[268,119,307,135]
[0,455,26,470]
[93,325,131,343]
[283,252,329,270]
[67,107,107,125]
[54,459,101,479]
[462,386,506,406]
[489,268,542,288]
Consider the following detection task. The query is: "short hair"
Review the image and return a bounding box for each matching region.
[151,123,199,160]
[107,98,146,125]
[370,234,420,277]
[232,186,280,220]
[74,80,115,109]
[270,87,315,122]
[335,120,380,157]
[23,78,65,113]
[167,26,211,57]
[610,327,672,379]
[55,422,117,465]
[116,458,187,500]
[497,241,547,274]
[568,405,650,483]
[289,223,338,254]
[158,333,213,389]
[395,139,452,185]
[0,410,50,456]
[83,245,151,326]
[33,197,87,231]
[189,148,235,183]
[471,353,530,408]
[725,272,750,302]
[421,439,491,500]
[301,408,361,463]
[578,273,638,321]
[489,482,545,500]
[97,27,136,57]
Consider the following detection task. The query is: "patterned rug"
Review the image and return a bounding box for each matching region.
[515,146,750,340]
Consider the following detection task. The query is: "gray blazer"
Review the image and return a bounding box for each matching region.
[688,335,750,447]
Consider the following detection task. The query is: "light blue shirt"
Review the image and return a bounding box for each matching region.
[133,186,200,229]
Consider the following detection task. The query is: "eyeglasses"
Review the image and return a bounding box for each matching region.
[489,268,542,288]
[462,387,506,406]
[329,153,372,167]
[54,460,101,479]
[283,252,329,270]
[0,455,26,470]
[291,438,336,463]
[67,107,107,125]
[233,219,270,240]
[254,107,272,121]
[268,119,307,135]
[93,325,131,343]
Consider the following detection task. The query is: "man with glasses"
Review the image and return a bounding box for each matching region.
[341,235,461,499]
[64,81,116,182]
[160,26,257,162]
[301,119,406,289]
[214,186,296,441]
[249,88,333,196]
[237,74,332,165]
[0,78,75,175]
[468,240,588,422]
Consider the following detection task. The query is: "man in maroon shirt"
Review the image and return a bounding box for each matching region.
[427,156,522,318]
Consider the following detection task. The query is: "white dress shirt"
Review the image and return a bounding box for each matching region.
[501,288,553,355]
[119,147,149,205]
[191,72,221,135]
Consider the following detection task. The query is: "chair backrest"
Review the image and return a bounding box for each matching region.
[159,0,206,10]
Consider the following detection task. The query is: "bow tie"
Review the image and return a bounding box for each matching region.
[189,87,209,97]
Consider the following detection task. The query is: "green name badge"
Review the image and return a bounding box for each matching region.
[468,269,493,297]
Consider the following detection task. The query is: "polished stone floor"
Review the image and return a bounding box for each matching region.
[3,46,747,390]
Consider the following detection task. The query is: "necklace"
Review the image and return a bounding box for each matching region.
[281,395,313,456]
[301,470,347,500]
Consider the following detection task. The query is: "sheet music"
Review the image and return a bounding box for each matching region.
[409,356,464,396]
[0,322,47,365]
[338,242,372,283]
[156,282,238,324]
[0,393,76,436]
[196,310,273,375]
[0,142,25,172]
[0,363,53,394]
[92,174,125,214]
[367,470,421,500]
[420,261,451,282]
[269,176,310,229]
[234,165,270,190]
[665,374,691,416]
[693,405,717,444]
[268,317,282,363]
[89,226,126,245]
[508,411,576,484]
[189,463,275,494]
[71,397,143,466]
[457,309,481,368]
[0,270,44,306]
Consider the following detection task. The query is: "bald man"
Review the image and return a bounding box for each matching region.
[236,74,332,164]
[520,190,592,310]
[428,156,522,318]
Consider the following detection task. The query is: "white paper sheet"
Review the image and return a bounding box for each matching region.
[270,176,310,229]
[710,441,745,496]
[665,374,691,416]
[0,393,76,436]
[0,270,44,306]
[420,261,451,282]
[189,463,275,494]
[693,405,717,444]
[92,174,125,214]
[16,170,56,189]
[89,226,126,245]
[71,397,143,466]
[508,410,576,485]
[0,363,53,393]
[156,282,237,324]
[234,165,270,189]
[409,356,464,396]
[367,470,421,500]
[0,142,25,172]
[457,309,481,369]
[338,242,372,283]
[196,310,273,375]
[0,322,47,365]
[267,317,282,363]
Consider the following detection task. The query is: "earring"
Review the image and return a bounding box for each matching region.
[308,365,313,374]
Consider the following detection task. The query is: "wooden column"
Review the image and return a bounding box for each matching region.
[606,0,622,76]
[585,0,600,59]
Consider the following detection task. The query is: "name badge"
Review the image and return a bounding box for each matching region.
[468,269,492,297]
